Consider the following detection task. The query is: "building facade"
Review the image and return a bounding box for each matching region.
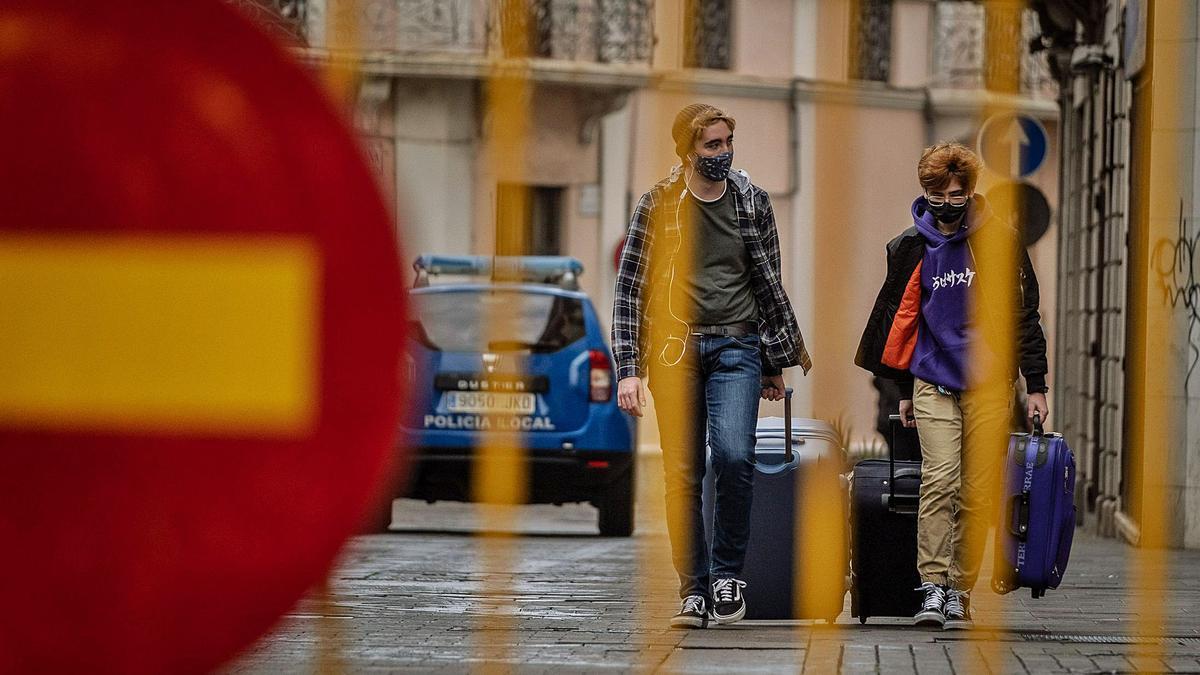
[232,0,1087,525]
[1035,0,1200,549]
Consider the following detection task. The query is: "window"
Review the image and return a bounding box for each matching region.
[683,0,731,70]
[412,290,586,353]
[932,1,1058,97]
[849,0,892,83]
[496,184,563,256]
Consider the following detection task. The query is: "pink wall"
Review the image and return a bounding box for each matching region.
[806,103,929,441]
[732,0,794,78]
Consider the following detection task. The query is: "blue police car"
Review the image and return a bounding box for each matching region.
[390,255,637,536]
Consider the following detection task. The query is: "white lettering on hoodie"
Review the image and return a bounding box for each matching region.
[930,267,976,291]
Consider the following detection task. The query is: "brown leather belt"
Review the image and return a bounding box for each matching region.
[690,321,756,337]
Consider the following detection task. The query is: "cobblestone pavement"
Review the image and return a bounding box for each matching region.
[227,455,1200,673]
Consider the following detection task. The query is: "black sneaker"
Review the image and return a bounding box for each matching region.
[710,578,747,625]
[943,589,973,630]
[913,582,947,627]
[670,594,709,629]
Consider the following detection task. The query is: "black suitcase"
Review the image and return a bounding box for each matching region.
[850,414,922,623]
[703,388,848,621]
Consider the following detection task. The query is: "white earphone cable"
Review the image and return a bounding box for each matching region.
[659,187,692,367]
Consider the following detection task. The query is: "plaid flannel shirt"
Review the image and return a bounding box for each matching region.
[611,165,812,380]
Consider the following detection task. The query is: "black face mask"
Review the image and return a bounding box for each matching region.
[692,151,733,182]
[928,200,968,224]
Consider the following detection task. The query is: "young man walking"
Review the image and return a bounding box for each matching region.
[856,142,1049,630]
[611,104,810,629]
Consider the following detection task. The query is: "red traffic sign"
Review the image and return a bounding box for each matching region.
[0,2,406,673]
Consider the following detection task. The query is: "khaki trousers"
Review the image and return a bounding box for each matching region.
[912,377,1010,591]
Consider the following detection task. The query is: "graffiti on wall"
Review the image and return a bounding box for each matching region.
[1152,202,1200,394]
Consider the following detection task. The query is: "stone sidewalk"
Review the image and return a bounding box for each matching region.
[227,455,1200,673]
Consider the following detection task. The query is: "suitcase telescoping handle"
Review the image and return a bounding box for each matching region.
[783,387,794,464]
[886,414,921,514]
[1007,411,1044,540]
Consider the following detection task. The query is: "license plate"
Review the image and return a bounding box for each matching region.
[443,391,536,415]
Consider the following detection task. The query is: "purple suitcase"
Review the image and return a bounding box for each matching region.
[992,414,1076,598]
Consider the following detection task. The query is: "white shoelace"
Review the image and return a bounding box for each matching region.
[917,582,946,612]
[712,578,746,603]
[943,589,968,618]
[680,595,705,615]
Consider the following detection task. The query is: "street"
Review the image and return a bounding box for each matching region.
[227,454,1200,673]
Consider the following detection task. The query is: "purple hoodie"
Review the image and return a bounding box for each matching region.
[909,196,986,393]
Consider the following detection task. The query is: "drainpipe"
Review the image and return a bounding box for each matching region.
[782,82,800,199]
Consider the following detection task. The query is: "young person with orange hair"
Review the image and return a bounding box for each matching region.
[856,142,1049,629]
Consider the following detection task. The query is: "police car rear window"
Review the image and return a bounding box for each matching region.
[412,290,586,353]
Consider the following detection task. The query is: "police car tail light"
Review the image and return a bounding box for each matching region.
[588,350,612,402]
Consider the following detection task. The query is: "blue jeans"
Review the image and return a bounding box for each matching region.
[649,333,762,600]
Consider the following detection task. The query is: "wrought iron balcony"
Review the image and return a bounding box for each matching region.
[229,0,654,65]
[931,0,1056,99]
[227,0,309,45]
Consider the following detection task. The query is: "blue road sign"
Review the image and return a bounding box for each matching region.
[977,113,1049,178]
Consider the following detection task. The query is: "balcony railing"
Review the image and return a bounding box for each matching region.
[233,0,654,65]
[227,0,309,45]
[932,0,1056,99]
[504,0,654,63]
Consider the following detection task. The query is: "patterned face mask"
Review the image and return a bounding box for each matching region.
[692,151,733,182]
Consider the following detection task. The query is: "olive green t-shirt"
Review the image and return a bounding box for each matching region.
[674,186,758,326]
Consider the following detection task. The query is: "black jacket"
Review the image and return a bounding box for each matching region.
[855,219,1049,399]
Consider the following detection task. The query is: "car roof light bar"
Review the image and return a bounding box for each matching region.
[413,254,583,290]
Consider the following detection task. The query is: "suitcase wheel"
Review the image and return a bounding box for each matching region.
[1030,588,1044,599]
[858,616,867,625]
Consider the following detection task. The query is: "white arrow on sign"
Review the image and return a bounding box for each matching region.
[1001,117,1030,176]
